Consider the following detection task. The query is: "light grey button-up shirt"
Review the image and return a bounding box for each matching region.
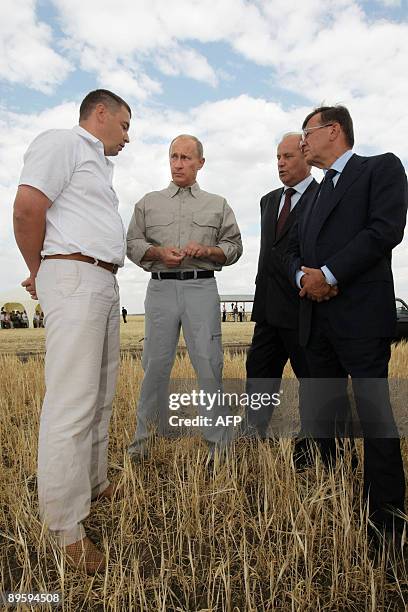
[127,181,243,271]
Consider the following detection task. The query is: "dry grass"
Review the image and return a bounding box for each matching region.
[1,340,408,610]
[0,316,255,355]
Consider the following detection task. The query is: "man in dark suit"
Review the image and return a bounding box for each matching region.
[287,105,407,536]
[245,133,319,442]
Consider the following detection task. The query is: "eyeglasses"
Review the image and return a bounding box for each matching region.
[301,123,334,141]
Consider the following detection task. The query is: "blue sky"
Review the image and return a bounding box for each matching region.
[1,0,408,311]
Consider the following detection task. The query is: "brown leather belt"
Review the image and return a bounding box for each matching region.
[43,253,119,274]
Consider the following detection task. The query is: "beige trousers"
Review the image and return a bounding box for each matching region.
[35,259,120,545]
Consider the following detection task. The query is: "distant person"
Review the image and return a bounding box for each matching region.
[0,309,5,329]
[238,306,243,322]
[222,304,227,323]
[13,88,132,573]
[22,311,28,327]
[122,306,128,323]
[245,133,318,451]
[126,134,242,459]
[287,105,407,542]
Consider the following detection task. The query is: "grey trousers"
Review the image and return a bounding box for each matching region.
[129,277,231,453]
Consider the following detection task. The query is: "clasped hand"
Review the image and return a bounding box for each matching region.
[299,266,339,302]
[160,241,210,268]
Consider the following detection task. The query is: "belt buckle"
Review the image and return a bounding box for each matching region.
[112,264,118,275]
[179,271,187,280]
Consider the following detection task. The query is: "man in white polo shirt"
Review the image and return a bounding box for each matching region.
[13,89,131,574]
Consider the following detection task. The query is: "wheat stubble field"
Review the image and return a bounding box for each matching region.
[1,318,408,611]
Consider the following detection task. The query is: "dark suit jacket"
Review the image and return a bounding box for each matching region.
[287,153,408,345]
[251,178,319,328]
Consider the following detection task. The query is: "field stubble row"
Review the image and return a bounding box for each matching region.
[0,339,408,610]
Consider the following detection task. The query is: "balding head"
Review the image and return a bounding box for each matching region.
[277,133,311,187]
[169,134,205,187]
[169,134,203,159]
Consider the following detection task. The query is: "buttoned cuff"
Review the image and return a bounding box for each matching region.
[321,265,338,286]
[296,270,305,289]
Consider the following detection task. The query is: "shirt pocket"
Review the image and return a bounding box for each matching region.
[190,211,221,245]
[145,211,174,246]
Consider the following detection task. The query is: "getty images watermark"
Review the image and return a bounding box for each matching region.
[168,389,282,428]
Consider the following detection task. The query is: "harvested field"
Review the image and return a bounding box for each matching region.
[0,315,256,356]
[1,331,408,610]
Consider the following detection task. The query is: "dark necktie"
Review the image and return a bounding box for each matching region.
[315,168,337,208]
[276,187,296,238]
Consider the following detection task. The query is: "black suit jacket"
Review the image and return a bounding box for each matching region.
[251,178,319,328]
[287,153,408,345]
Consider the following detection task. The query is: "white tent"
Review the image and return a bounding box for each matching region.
[0,286,39,328]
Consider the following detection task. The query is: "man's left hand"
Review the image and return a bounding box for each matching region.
[299,266,338,301]
[183,241,211,259]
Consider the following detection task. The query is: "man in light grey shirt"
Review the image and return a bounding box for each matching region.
[127,134,242,457]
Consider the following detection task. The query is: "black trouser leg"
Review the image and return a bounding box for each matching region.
[245,323,287,437]
[334,336,405,531]
[306,314,405,530]
[245,323,309,438]
[304,317,351,463]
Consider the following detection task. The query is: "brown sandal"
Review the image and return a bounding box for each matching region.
[64,536,106,574]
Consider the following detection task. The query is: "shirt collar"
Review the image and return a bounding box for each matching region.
[167,181,200,198]
[72,125,113,169]
[325,149,354,175]
[73,125,102,146]
[285,174,314,196]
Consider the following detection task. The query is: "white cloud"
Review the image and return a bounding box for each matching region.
[0,0,72,93]
[3,0,407,120]
[155,44,218,87]
[275,6,408,106]
[53,0,222,91]
[44,0,408,144]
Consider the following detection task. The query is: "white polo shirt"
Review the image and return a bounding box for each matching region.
[19,125,126,266]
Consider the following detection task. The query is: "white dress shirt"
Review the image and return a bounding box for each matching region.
[19,125,126,266]
[278,174,314,217]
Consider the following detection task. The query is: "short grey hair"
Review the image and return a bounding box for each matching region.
[169,134,204,158]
